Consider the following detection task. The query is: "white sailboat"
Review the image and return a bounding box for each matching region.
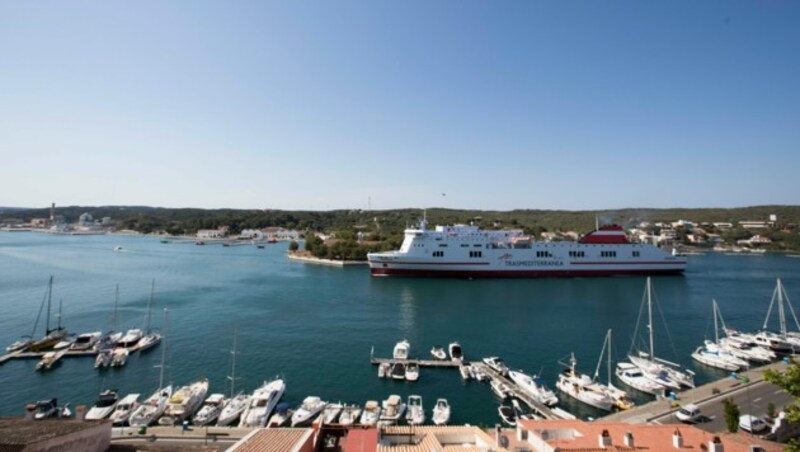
[758,278,800,352]
[128,308,173,427]
[508,370,559,406]
[193,394,227,426]
[556,353,614,411]
[628,278,695,389]
[593,329,634,410]
[239,379,286,428]
[691,300,749,371]
[217,328,250,426]
[136,279,162,353]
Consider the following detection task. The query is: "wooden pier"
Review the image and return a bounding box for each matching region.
[369,356,461,368]
[1,349,99,365]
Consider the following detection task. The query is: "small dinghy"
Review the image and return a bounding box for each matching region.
[431,347,446,360]
[405,363,419,381]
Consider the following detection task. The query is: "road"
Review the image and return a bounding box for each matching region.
[652,380,793,433]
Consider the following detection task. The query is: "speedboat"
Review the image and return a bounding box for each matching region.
[6,336,32,353]
[291,396,326,426]
[359,400,381,426]
[114,245,123,251]
[483,357,509,376]
[217,392,250,426]
[110,393,140,425]
[321,402,343,424]
[86,389,119,420]
[431,347,446,360]
[36,349,67,371]
[615,363,665,396]
[432,399,450,425]
[498,404,517,426]
[449,342,463,362]
[239,379,286,428]
[129,385,173,427]
[33,399,71,419]
[406,363,420,381]
[338,404,362,426]
[508,370,559,406]
[193,394,227,426]
[266,402,293,427]
[116,329,143,349]
[491,379,511,399]
[405,395,425,425]
[159,378,209,425]
[111,348,129,367]
[391,362,406,380]
[69,331,102,351]
[378,362,391,378]
[459,364,471,381]
[393,340,410,360]
[379,395,406,425]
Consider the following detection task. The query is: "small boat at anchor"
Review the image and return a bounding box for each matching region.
[432,398,450,425]
[85,389,119,420]
[431,347,446,360]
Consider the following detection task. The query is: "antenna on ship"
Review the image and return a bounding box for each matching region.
[595,216,600,231]
[421,209,428,231]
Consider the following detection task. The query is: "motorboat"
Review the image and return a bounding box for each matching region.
[321,402,343,424]
[498,404,517,427]
[6,336,32,353]
[116,329,143,349]
[69,331,102,351]
[615,363,665,396]
[193,394,227,426]
[406,363,419,381]
[266,402,293,427]
[137,331,162,353]
[33,399,71,419]
[459,364,471,381]
[159,378,209,425]
[53,335,76,350]
[359,400,381,426]
[94,349,112,368]
[129,385,175,427]
[753,331,794,353]
[338,404,362,426]
[491,379,511,399]
[378,362,390,378]
[217,392,249,426]
[114,245,123,251]
[379,395,406,425]
[431,347,446,360]
[393,340,410,360]
[432,398,450,425]
[291,396,326,426]
[556,354,614,411]
[239,379,286,428]
[405,395,425,425]
[719,336,775,363]
[85,390,119,420]
[36,349,67,371]
[111,348,129,367]
[483,357,509,376]
[110,393,140,426]
[692,342,748,372]
[391,362,406,380]
[448,342,463,361]
[508,370,559,406]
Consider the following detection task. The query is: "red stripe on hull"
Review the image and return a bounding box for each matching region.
[370,267,685,278]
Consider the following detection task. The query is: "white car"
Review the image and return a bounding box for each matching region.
[675,403,702,423]
[739,414,768,433]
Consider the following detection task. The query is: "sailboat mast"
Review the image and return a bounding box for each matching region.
[607,329,612,385]
[647,277,655,361]
[45,275,53,334]
[228,327,238,398]
[778,278,787,336]
[713,299,719,343]
[158,308,168,389]
[145,279,155,332]
[57,299,63,330]
[114,284,120,332]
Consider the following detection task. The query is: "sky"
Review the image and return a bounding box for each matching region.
[0,1,798,211]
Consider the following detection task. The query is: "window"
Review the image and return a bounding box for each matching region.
[600,251,617,258]
[568,251,586,258]
[433,251,444,257]
[473,244,482,247]
[536,251,553,258]
[461,244,469,248]
[632,251,640,257]
[469,251,483,258]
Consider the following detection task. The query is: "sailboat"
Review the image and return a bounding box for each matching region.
[136,279,162,353]
[28,276,68,352]
[6,280,54,353]
[594,330,634,410]
[128,308,173,427]
[217,328,250,426]
[754,278,800,352]
[718,300,776,364]
[555,352,614,411]
[628,277,695,389]
[691,300,749,371]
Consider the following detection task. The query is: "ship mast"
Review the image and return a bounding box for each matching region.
[45,275,53,334]
[647,277,655,361]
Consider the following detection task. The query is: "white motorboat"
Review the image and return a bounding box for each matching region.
[94,349,112,368]
[159,378,209,425]
[291,396,326,426]
[379,395,406,425]
[33,398,71,420]
[378,362,390,378]
[111,348,129,367]
[69,331,102,351]
[431,347,446,360]
[556,354,614,411]
[193,394,227,426]
[239,379,286,428]
[753,331,794,353]
[116,328,143,349]
[36,349,67,371]
[449,342,463,361]
[719,336,775,363]
[391,362,406,380]
[338,404,362,426]
[393,340,410,360]
[6,336,32,354]
[217,392,249,426]
[406,395,425,425]
[432,398,450,425]
[459,364,471,381]
[360,400,381,426]
[321,402,343,424]
[110,393,140,426]
[483,357,509,376]
[266,403,293,427]
[114,245,123,251]
[406,363,420,381]
[53,335,76,350]
[498,404,517,426]
[508,370,559,406]
[129,309,172,427]
[86,390,119,420]
[491,379,511,399]
[615,363,665,396]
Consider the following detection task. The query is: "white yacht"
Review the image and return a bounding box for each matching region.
[615,363,664,396]
[85,390,119,420]
[379,395,406,425]
[692,341,749,372]
[449,342,463,361]
[239,379,286,428]
[432,399,450,425]
[217,392,249,426]
[291,396,326,427]
[266,403,293,427]
[431,347,446,360]
[36,349,67,371]
[53,335,76,350]
[129,387,173,427]
[405,395,425,425]
[393,340,410,360]
[556,354,614,411]
[498,404,517,427]
[6,336,32,354]
[69,331,102,351]
[193,394,227,426]
[159,378,209,425]
[321,402,343,424]
[719,336,775,363]
[111,348,129,367]
[109,393,140,426]
[116,328,143,349]
[483,357,509,376]
[508,370,559,406]
[359,400,381,426]
[406,363,420,381]
[338,404,362,426]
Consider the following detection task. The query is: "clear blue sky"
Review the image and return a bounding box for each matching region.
[1,1,798,211]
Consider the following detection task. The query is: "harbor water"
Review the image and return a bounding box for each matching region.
[1,232,799,424]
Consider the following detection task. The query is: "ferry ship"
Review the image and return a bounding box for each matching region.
[367,220,686,278]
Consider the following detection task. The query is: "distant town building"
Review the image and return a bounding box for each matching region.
[197,227,227,239]
[713,222,733,230]
[263,227,300,240]
[30,218,49,228]
[239,228,264,240]
[738,234,772,246]
[671,219,695,229]
[739,220,770,229]
[78,212,93,227]
[101,217,113,226]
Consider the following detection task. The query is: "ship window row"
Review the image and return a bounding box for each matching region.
[432,251,444,257]
[600,251,617,258]
[536,251,553,258]
[568,251,586,258]
[461,244,469,247]
[469,251,483,258]
[438,244,447,248]
[473,244,482,247]
[632,251,640,257]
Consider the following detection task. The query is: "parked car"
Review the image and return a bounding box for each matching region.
[739,414,768,433]
[676,403,702,423]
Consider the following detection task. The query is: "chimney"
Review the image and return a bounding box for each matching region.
[598,429,612,448]
[624,432,634,448]
[74,405,87,421]
[673,429,683,449]
[708,436,724,452]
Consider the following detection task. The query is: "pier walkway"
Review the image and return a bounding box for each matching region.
[0,349,97,365]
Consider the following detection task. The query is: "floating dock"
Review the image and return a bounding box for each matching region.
[0,349,97,365]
